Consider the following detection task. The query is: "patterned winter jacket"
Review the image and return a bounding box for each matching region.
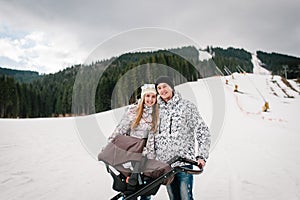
[154,92,211,167]
[108,103,156,159]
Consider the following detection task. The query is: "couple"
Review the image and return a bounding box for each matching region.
[108,76,211,200]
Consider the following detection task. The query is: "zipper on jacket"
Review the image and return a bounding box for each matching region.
[159,118,161,134]
[169,116,172,134]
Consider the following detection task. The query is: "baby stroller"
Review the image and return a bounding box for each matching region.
[98,134,203,200]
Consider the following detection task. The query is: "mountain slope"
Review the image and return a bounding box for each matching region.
[0,67,41,83]
[1,46,299,118]
[0,69,299,200]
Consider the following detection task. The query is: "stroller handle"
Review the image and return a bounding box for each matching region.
[167,156,203,175]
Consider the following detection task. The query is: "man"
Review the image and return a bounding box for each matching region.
[154,76,211,200]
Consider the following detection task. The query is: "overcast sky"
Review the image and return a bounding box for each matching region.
[0,0,299,74]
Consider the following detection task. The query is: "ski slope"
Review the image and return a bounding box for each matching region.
[0,65,300,199]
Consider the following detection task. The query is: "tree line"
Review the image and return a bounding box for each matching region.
[257,51,300,79]
[0,47,201,118]
[209,46,254,74]
[1,46,299,118]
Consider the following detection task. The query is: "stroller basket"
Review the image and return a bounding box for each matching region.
[98,135,203,200]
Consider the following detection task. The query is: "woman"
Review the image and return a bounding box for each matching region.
[108,84,158,200]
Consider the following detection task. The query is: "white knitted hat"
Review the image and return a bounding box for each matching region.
[141,84,157,98]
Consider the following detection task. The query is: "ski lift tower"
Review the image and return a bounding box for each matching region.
[283,65,288,79]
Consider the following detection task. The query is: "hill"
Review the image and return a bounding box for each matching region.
[0,67,41,83]
[207,46,300,79]
[1,46,300,118]
[256,51,300,79]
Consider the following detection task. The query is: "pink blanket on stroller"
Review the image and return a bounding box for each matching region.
[98,134,173,185]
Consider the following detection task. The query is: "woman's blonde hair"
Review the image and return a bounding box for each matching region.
[131,96,159,132]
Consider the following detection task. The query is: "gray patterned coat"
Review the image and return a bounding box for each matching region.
[154,92,211,166]
[108,103,156,159]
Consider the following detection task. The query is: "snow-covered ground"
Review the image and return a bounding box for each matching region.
[199,50,213,61]
[252,53,271,75]
[1,64,300,200]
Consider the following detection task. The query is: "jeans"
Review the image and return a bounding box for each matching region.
[140,195,151,200]
[167,165,194,200]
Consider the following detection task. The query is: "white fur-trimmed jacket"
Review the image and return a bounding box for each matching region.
[154,92,211,166]
[108,103,156,159]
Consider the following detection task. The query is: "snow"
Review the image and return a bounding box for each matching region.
[252,53,271,75]
[288,79,300,94]
[1,63,300,199]
[199,50,213,61]
[271,76,299,98]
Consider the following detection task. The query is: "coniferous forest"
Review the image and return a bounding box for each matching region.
[0,46,299,118]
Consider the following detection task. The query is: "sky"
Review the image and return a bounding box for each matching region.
[0,0,300,74]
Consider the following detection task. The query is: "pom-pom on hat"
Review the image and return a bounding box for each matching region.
[155,76,174,90]
[141,84,157,98]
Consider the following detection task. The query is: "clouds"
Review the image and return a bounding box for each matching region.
[0,0,300,73]
[0,28,84,73]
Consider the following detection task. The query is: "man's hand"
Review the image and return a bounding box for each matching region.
[197,159,206,168]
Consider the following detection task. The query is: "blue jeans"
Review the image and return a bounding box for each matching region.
[140,195,151,200]
[167,165,194,200]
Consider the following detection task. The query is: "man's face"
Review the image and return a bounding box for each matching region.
[156,83,173,102]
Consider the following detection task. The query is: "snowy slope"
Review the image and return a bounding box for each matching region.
[252,53,271,75]
[1,72,300,200]
[198,72,300,200]
[199,50,213,61]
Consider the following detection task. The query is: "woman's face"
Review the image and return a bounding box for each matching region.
[156,83,173,102]
[144,93,157,107]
